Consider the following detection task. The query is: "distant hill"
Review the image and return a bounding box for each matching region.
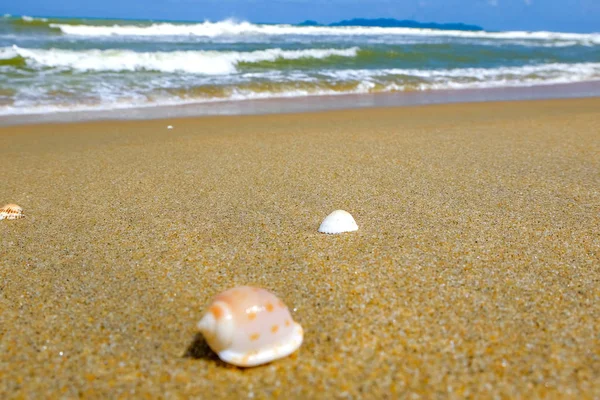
[298,18,483,31]
[297,20,320,26]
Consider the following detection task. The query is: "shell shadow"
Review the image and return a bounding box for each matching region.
[183,333,218,360]
[183,333,229,367]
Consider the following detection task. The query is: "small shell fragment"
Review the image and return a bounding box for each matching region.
[0,204,24,220]
[197,286,303,367]
[318,209,358,234]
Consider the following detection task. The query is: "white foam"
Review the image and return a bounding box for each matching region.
[0,46,18,60]
[8,45,359,74]
[2,76,599,118]
[49,20,600,45]
[309,63,600,93]
[21,15,48,22]
[311,63,596,92]
[2,53,599,117]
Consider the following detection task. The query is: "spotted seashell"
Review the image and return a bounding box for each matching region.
[318,209,358,234]
[197,286,304,367]
[0,204,24,220]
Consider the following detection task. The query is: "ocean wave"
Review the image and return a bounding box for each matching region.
[323,62,600,82]
[2,61,599,117]
[6,45,360,74]
[2,78,599,118]
[21,15,49,23]
[48,20,600,45]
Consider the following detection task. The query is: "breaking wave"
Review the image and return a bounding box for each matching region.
[2,61,599,117]
[4,45,360,74]
[47,20,600,45]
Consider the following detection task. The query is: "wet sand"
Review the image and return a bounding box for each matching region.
[1,98,599,398]
[2,80,600,127]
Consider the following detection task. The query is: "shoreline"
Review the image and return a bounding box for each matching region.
[2,80,600,126]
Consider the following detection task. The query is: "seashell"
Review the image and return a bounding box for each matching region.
[197,286,303,367]
[318,209,358,234]
[0,204,25,220]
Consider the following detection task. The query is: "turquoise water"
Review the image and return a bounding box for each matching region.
[1,15,600,116]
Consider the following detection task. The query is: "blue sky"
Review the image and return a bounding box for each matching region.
[4,0,600,32]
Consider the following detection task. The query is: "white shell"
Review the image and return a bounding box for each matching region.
[0,204,24,220]
[318,209,358,234]
[197,286,303,367]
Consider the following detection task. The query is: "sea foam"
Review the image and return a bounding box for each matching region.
[9,45,359,74]
[49,20,600,45]
[21,15,48,22]
[2,61,599,118]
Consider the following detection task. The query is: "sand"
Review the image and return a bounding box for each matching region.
[1,98,599,398]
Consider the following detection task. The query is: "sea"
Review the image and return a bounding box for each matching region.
[1,14,600,120]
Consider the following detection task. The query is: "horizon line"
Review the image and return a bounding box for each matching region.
[4,13,600,34]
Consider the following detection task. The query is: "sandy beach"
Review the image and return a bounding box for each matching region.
[1,98,599,398]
